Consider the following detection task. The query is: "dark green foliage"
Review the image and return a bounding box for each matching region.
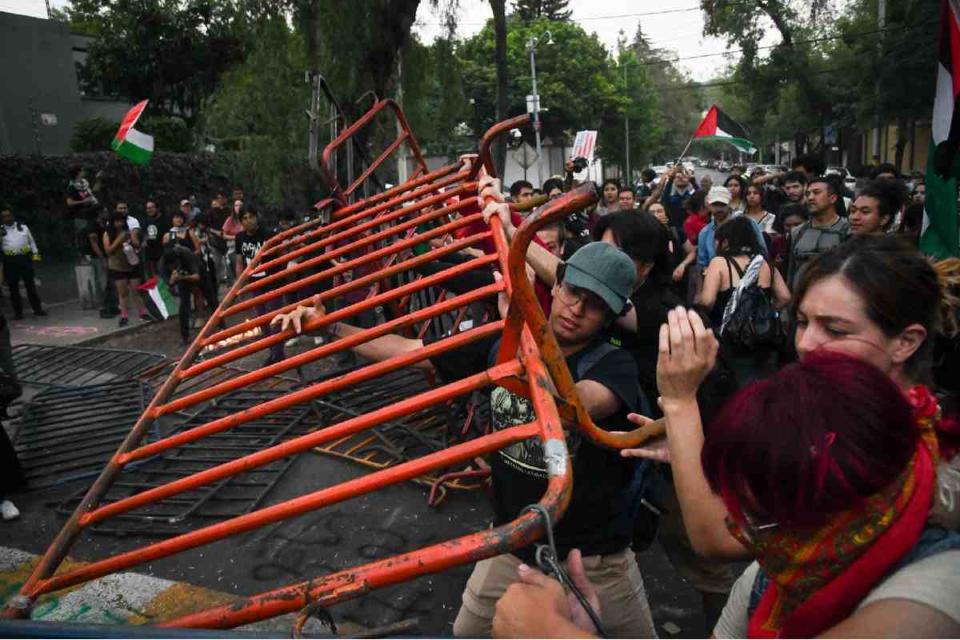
[512,0,571,22]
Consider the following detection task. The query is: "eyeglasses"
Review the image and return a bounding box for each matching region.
[556,281,608,315]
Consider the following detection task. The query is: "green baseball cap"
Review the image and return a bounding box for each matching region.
[562,242,636,315]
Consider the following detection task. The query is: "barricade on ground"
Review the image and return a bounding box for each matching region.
[2,101,660,629]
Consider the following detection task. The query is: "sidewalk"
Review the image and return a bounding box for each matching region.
[8,300,157,348]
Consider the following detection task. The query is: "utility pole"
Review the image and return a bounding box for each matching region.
[527,31,552,188]
[624,61,631,186]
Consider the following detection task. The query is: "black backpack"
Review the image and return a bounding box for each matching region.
[720,256,783,352]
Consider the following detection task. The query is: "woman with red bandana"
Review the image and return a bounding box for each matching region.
[492,234,960,638]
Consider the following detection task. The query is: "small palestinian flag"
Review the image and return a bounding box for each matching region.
[691,105,756,155]
[111,100,154,165]
[921,0,960,259]
[138,276,178,320]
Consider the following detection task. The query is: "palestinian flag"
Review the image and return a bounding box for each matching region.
[138,276,178,320]
[110,100,154,165]
[691,105,756,155]
[921,0,960,259]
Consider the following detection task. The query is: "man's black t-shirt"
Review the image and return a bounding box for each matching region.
[235,227,273,278]
[606,279,682,409]
[66,180,98,221]
[142,214,170,261]
[430,334,639,559]
[159,244,202,282]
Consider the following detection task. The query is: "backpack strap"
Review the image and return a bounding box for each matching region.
[576,341,620,380]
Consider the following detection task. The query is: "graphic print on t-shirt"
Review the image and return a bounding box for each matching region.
[490,386,582,479]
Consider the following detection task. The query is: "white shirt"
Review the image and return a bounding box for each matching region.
[1,223,39,256]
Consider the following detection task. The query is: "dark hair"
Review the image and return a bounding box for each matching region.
[162,244,181,267]
[542,178,564,195]
[592,211,671,286]
[858,179,908,228]
[68,165,83,180]
[773,202,808,234]
[171,209,186,223]
[703,351,916,529]
[899,202,925,239]
[685,190,707,214]
[194,212,211,227]
[618,186,635,197]
[744,182,763,201]
[106,211,128,240]
[715,216,763,258]
[874,162,899,178]
[808,174,840,198]
[279,209,297,222]
[509,180,534,198]
[724,175,745,193]
[792,153,825,177]
[793,234,944,379]
[783,170,808,186]
[0,203,11,213]
[641,169,656,183]
[241,205,259,218]
[601,178,621,191]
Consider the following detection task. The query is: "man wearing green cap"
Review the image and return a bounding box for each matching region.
[272,242,656,637]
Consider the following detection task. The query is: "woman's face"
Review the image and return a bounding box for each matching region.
[745,186,762,208]
[172,213,185,227]
[795,275,901,374]
[725,179,741,199]
[648,204,668,226]
[233,200,243,215]
[600,230,653,286]
[112,217,124,230]
[603,183,619,204]
[848,195,888,235]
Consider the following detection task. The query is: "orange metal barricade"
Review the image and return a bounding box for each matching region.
[3,106,660,629]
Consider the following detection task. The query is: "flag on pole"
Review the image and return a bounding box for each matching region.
[921,0,960,259]
[691,105,756,155]
[571,130,598,162]
[138,276,178,320]
[111,100,154,165]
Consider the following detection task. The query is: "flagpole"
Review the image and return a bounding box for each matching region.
[676,137,694,163]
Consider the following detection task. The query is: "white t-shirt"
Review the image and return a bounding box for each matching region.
[713,551,960,638]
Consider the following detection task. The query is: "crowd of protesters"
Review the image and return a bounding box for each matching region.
[263,151,960,638]
[2,147,957,638]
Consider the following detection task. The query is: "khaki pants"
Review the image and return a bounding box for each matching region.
[453,548,657,638]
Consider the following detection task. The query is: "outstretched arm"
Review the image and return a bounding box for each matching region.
[271,296,434,371]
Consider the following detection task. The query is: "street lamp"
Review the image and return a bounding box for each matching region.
[527,30,553,188]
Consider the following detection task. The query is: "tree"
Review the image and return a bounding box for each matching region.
[491,0,510,176]
[513,0,571,22]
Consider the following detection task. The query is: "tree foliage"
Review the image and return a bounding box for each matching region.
[512,0,571,22]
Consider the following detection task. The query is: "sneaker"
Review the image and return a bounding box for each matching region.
[285,337,301,348]
[118,316,129,327]
[1,500,19,521]
[262,353,284,368]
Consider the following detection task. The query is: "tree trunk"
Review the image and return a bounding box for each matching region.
[490,0,509,178]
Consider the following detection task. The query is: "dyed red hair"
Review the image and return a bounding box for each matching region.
[702,351,917,529]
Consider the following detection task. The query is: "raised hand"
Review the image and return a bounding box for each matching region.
[270,294,325,335]
[656,306,718,404]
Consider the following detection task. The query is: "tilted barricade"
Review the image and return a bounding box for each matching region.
[2,103,659,629]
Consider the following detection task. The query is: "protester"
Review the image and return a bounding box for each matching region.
[272,241,657,638]
[114,202,142,246]
[178,198,195,224]
[696,187,766,269]
[618,186,637,211]
[899,202,925,245]
[65,165,101,229]
[741,183,776,235]
[0,207,46,319]
[494,252,960,636]
[235,206,283,366]
[596,179,620,216]
[636,169,657,199]
[786,175,851,289]
[849,178,908,236]
[508,180,535,206]
[192,213,223,308]
[913,180,927,204]
[102,212,148,326]
[221,200,245,282]
[160,244,217,345]
[723,175,745,214]
[141,201,169,277]
[84,209,120,317]
[648,202,685,274]
[649,166,696,237]
[698,173,713,196]
[164,210,201,254]
[698,217,790,385]
[542,177,565,200]
[769,203,807,276]
[0,338,24,520]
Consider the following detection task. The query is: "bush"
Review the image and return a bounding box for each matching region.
[70,116,193,153]
[70,118,117,152]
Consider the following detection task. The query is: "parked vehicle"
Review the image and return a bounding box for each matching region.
[826,166,858,192]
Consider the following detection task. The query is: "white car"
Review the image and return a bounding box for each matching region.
[651,165,669,176]
[826,166,858,192]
